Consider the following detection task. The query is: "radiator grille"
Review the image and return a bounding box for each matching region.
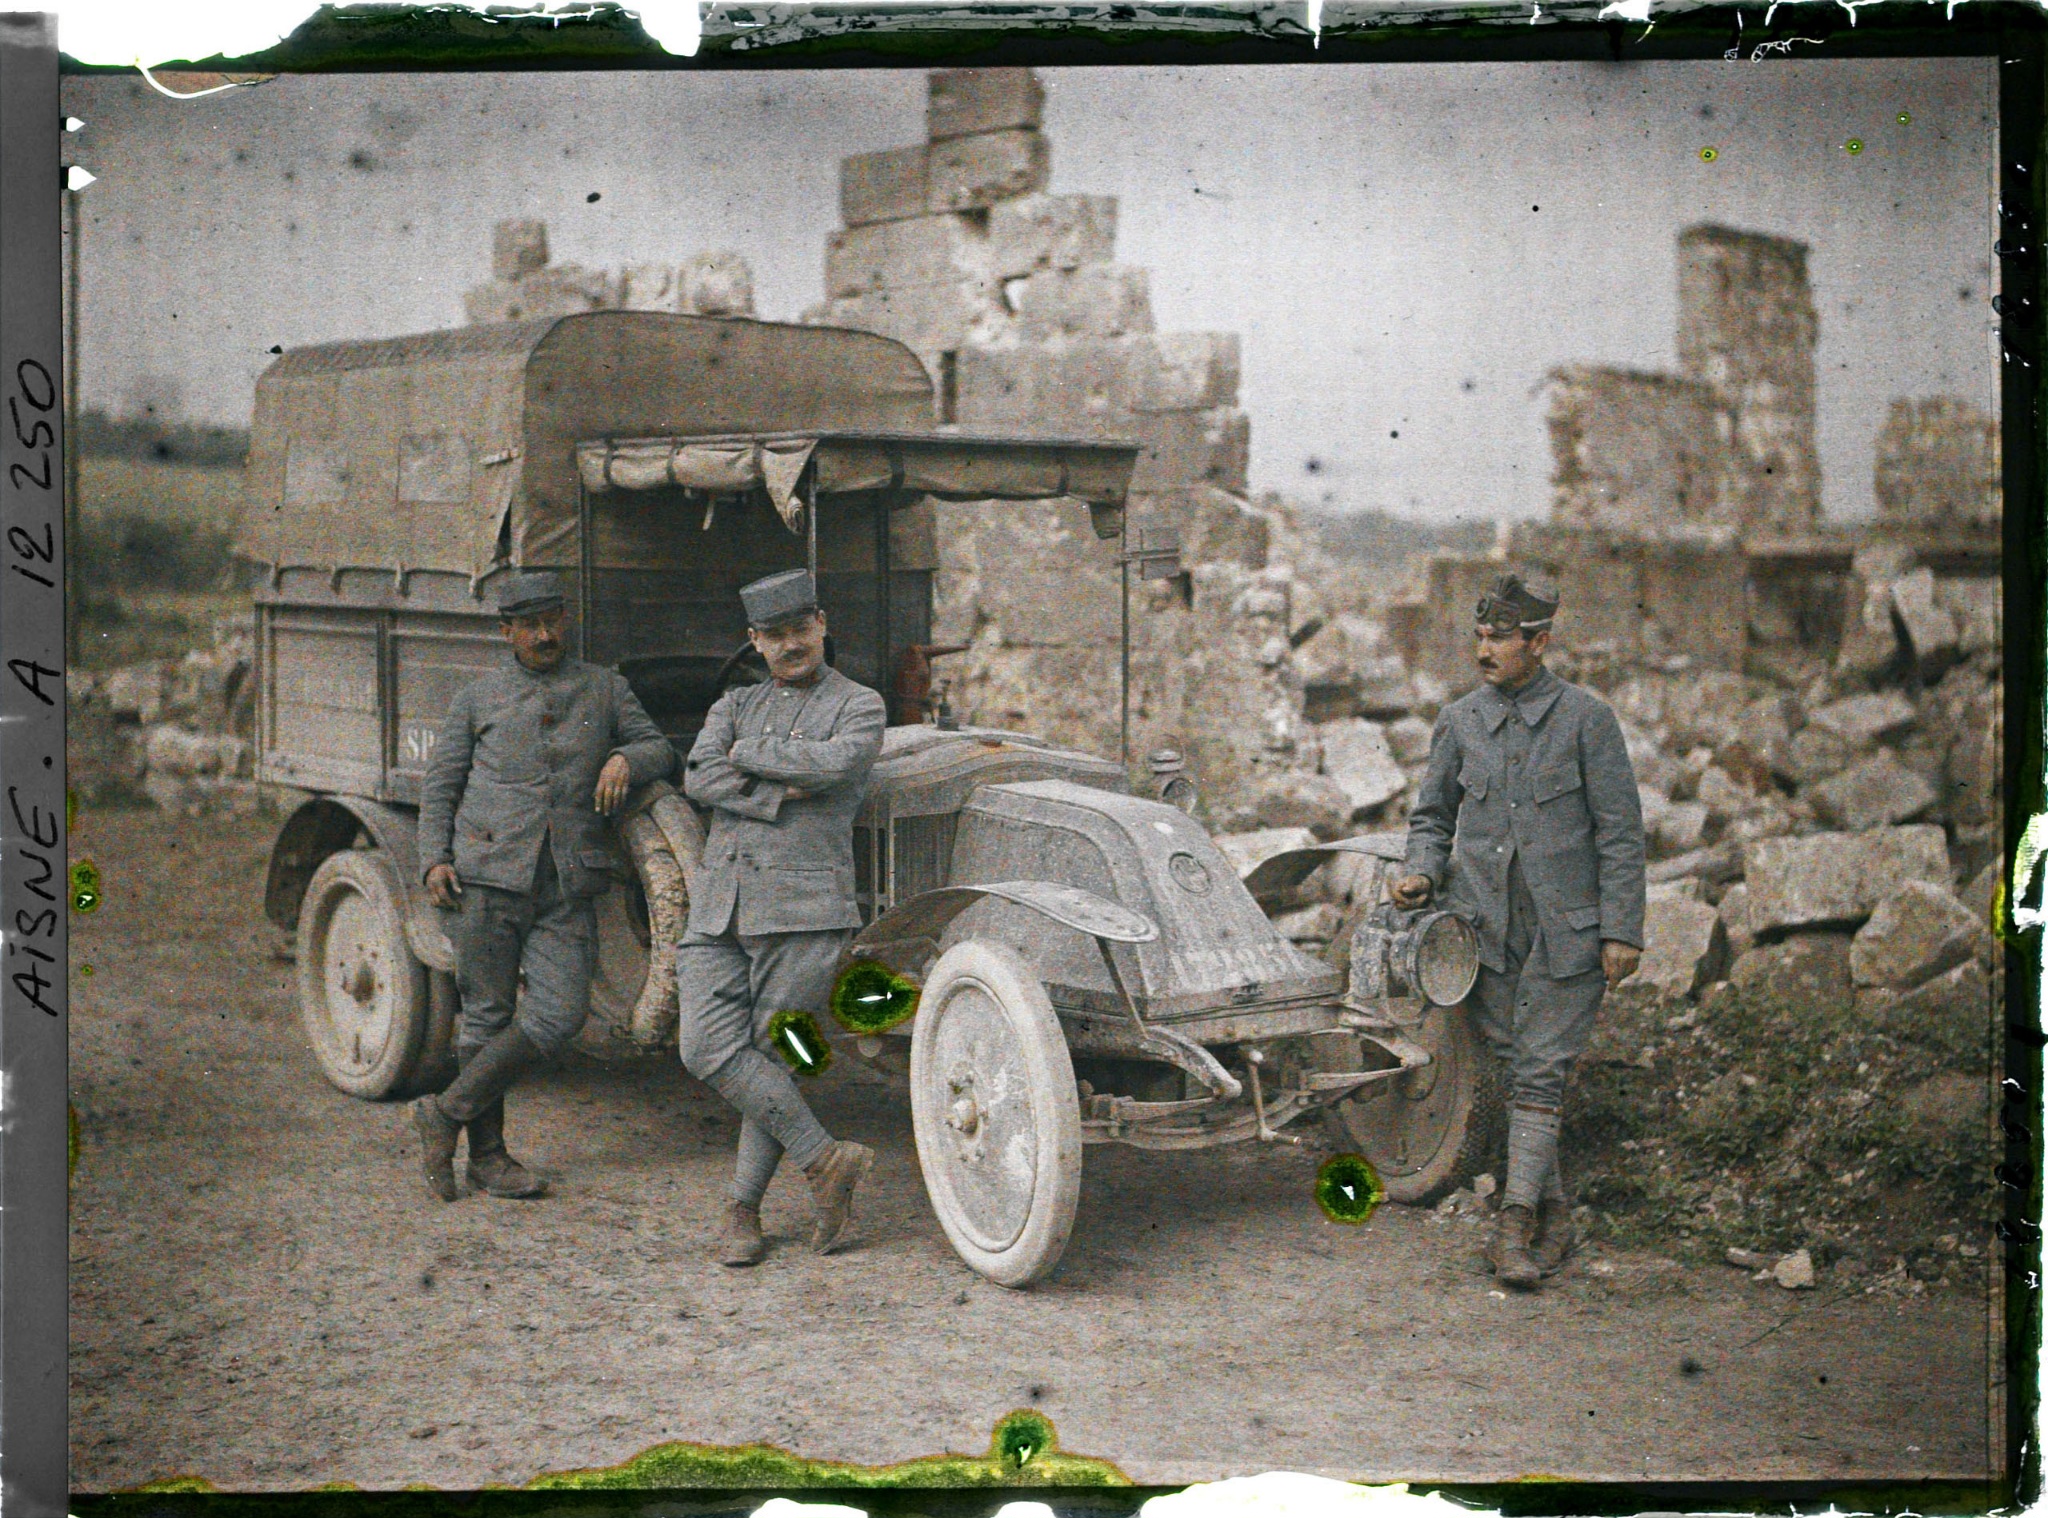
[892,813,957,904]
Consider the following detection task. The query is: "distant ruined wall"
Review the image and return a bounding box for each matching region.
[1873,397,2001,533]
[462,217,758,323]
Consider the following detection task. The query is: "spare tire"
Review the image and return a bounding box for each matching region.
[584,783,703,1052]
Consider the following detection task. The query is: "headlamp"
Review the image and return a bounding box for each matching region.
[1346,903,1481,1008]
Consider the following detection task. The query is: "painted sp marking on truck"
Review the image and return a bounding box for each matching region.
[398,726,439,767]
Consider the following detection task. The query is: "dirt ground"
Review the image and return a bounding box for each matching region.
[67,809,2004,1492]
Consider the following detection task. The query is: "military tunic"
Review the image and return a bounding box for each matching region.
[418,655,675,1055]
[676,664,887,1079]
[1404,665,1645,1109]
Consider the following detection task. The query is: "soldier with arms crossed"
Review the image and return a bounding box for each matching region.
[679,569,886,1267]
[1393,571,1646,1289]
[413,571,676,1201]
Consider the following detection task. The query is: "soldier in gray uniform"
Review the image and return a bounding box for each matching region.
[412,571,676,1202]
[1393,571,1645,1290]
[679,569,887,1267]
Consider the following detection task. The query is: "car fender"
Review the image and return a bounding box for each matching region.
[264,797,454,971]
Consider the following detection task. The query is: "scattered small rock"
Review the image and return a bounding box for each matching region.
[1724,1247,1773,1270]
[409,1424,439,1440]
[1773,1248,1816,1290]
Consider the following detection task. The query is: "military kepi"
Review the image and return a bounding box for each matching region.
[741,568,820,630]
[496,570,567,617]
[1475,570,1559,634]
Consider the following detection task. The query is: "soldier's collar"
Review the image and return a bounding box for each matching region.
[1479,665,1561,730]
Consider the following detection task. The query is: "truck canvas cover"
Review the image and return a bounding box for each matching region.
[237,311,941,583]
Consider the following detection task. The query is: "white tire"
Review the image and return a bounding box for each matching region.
[296,851,429,1099]
[910,939,1082,1288]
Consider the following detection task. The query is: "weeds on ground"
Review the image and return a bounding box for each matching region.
[1563,977,1997,1290]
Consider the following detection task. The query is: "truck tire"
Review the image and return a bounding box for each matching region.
[586,791,701,1052]
[910,939,1082,1289]
[1317,898,1505,1204]
[296,850,430,1100]
[1321,1002,1506,1206]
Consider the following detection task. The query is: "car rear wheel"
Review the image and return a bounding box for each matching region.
[910,939,1082,1289]
[297,850,430,1099]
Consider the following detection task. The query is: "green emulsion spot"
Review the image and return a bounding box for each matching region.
[1315,1153,1386,1225]
[1898,111,1912,125]
[1699,146,1718,162]
[69,859,101,914]
[1845,138,1864,155]
[993,1409,1057,1472]
[768,1009,832,1077]
[830,958,921,1034]
[66,787,78,833]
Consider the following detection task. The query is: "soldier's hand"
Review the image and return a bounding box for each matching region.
[1601,939,1641,989]
[594,754,633,815]
[425,863,462,909]
[1390,873,1434,909]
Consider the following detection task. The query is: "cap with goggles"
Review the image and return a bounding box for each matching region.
[1474,571,1559,635]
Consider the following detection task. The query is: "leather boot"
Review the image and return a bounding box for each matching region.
[720,1203,767,1267]
[1531,1197,1577,1276]
[412,1096,462,1203]
[1485,1203,1542,1289]
[466,1099,546,1199]
[802,1140,875,1255]
[437,1025,541,1123]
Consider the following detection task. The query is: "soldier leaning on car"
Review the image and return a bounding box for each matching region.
[677,568,886,1268]
[1393,570,1646,1290]
[412,570,676,1203]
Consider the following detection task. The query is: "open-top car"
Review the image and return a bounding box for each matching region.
[239,309,1499,1288]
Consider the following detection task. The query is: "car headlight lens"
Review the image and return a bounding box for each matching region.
[1346,905,1479,1008]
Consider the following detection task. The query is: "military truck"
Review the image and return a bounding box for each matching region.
[240,310,1498,1288]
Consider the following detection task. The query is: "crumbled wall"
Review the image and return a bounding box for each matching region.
[1873,397,2000,532]
[1545,366,1743,532]
[1676,224,1821,537]
[463,218,757,322]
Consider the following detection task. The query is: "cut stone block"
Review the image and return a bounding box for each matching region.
[825,214,991,300]
[1834,573,1900,683]
[1623,896,1729,1000]
[1647,877,1705,903]
[1133,333,1242,412]
[1651,799,1710,856]
[1808,749,1937,832]
[808,280,1007,376]
[988,193,1116,277]
[1388,714,1435,767]
[1850,879,1990,989]
[1013,264,1154,341]
[1806,691,1916,748]
[1783,723,1851,786]
[955,339,1137,436]
[1935,575,2000,655]
[1743,824,1951,934]
[491,218,549,282]
[616,261,680,311]
[1718,880,1755,959]
[1131,484,1269,570]
[928,68,1046,142]
[927,130,1050,214]
[681,251,755,318]
[841,143,930,228]
[1318,718,1407,818]
[1255,769,1354,840]
[1130,408,1250,496]
[463,266,613,326]
[1889,567,1959,679]
[1729,931,1854,1020]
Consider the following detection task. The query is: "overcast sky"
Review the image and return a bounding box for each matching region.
[63,57,1997,525]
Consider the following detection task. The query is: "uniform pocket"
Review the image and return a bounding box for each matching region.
[1565,904,1602,931]
[1533,766,1583,804]
[1458,760,1490,801]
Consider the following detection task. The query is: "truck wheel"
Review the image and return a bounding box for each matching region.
[1323,1001,1506,1205]
[297,851,430,1100]
[910,940,1082,1289]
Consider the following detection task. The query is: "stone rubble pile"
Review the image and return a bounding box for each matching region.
[462,217,758,324]
[69,615,262,815]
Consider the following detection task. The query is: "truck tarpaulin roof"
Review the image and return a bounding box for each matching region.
[239,311,1128,584]
[574,431,1139,534]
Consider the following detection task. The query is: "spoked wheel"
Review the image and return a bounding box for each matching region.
[1322,1000,1505,1205]
[296,851,429,1099]
[910,940,1082,1289]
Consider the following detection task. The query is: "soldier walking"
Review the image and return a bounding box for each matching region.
[413,571,676,1201]
[679,569,887,1267]
[1393,571,1645,1289]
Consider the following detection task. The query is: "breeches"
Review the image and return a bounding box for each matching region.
[673,928,851,1081]
[446,852,596,1059]
[1468,856,1605,1110]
